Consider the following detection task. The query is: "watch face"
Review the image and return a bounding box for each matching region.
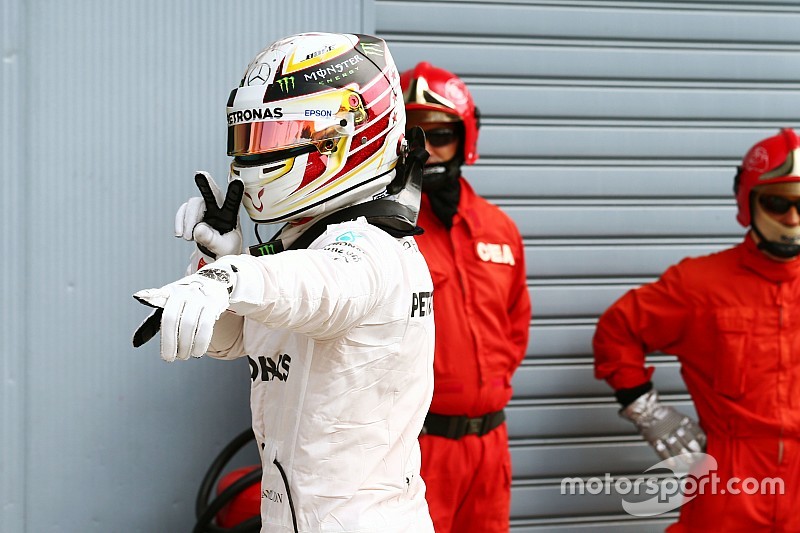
[197,268,233,291]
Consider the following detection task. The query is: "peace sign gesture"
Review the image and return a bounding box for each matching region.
[134,171,246,349]
[175,171,244,259]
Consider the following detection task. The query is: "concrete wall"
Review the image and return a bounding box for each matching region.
[2,2,372,531]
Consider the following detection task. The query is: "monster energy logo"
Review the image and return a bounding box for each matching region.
[276,76,295,93]
[360,43,383,56]
[249,240,285,256]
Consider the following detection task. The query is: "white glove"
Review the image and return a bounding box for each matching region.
[620,389,706,460]
[133,265,235,362]
[175,172,244,260]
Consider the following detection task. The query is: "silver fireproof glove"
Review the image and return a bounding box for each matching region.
[620,389,706,460]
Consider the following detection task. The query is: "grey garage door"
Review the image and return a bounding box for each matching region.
[377,1,800,530]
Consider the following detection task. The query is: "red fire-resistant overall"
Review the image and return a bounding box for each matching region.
[594,236,800,532]
[416,178,531,532]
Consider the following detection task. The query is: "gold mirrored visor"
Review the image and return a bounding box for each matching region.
[227,114,355,157]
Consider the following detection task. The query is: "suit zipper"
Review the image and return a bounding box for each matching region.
[273,457,298,533]
[452,231,483,386]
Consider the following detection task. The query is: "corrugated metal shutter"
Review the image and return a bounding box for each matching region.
[377,1,800,530]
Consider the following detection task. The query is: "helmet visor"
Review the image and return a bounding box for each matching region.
[227,114,355,157]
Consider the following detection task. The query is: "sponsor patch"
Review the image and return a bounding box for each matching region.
[411,291,433,318]
[335,231,360,243]
[476,242,515,266]
[227,107,283,126]
[304,109,333,118]
[323,241,363,263]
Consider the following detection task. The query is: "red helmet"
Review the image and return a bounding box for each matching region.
[736,128,800,227]
[400,62,480,165]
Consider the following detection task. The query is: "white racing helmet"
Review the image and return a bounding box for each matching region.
[227,33,406,224]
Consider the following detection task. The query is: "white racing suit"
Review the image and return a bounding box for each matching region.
[207,218,435,533]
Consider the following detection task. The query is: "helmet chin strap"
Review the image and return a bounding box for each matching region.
[751,215,800,259]
[752,223,800,258]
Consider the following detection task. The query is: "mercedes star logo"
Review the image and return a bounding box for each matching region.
[247,63,271,86]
